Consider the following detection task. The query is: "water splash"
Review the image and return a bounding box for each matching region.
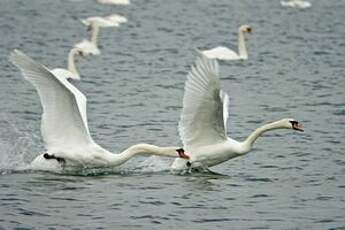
[0,113,41,171]
[132,156,172,173]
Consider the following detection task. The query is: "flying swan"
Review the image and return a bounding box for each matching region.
[202,25,252,61]
[171,54,304,172]
[10,50,188,172]
[280,0,311,8]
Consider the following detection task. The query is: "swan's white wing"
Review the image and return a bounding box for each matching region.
[51,68,80,81]
[220,90,230,130]
[10,50,94,152]
[179,54,229,150]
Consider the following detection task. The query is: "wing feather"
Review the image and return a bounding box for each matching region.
[178,54,230,150]
[10,50,94,152]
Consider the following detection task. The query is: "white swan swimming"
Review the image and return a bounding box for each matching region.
[75,22,101,56]
[202,25,252,61]
[280,0,311,8]
[51,47,84,82]
[171,54,304,172]
[81,14,127,28]
[10,50,188,172]
[106,14,128,24]
[97,0,130,5]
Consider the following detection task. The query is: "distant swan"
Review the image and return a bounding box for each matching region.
[51,47,85,82]
[171,54,304,172]
[81,14,127,28]
[75,22,101,56]
[97,0,130,5]
[202,25,252,60]
[10,50,188,172]
[281,0,311,8]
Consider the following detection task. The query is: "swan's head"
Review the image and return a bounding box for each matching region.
[240,25,252,33]
[279,118,304,132]
[87,22,100,31]
[75,48,85,57]
[87,23,94,32]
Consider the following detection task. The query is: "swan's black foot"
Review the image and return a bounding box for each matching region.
[176,148,190,159]
[43,153,66,166]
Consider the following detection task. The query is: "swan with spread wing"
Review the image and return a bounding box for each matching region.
[171,54,303,172]
[10,50,188,172]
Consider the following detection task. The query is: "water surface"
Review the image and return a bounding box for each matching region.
[0,0,344,229]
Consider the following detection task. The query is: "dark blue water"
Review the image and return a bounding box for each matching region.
[0,0,344,229]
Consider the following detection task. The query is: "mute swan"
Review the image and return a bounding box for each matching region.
[10,50,188,172]
[50,47,83,81]
[75,22,101,56]
[97,0,130,5]
[171,54,304,172]
[81,14,127,28]
[280,0,311,8]
[202,25,252,61]
[106,14,128,24]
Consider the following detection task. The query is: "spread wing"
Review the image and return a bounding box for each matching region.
[10,50,95,152]
[178,54,230,150]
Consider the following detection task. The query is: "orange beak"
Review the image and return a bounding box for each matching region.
[292,122,304,132]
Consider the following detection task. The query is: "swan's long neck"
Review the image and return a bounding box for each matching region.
[67,48,79,76]
[238,29,248,59]
[107,144,179,166]
[90,24,100,46]
[240,120,287,154]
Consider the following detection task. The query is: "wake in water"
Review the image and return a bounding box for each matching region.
[0,114,176,176]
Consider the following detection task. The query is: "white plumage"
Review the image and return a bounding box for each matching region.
[202,25,252,61]
[74,39,100,56]
[96,0,130,5]
[171,54,304,172]
[81,14,127,28]
[281,0,311,8]
[10,50,184,172]
[178,55,228,148]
